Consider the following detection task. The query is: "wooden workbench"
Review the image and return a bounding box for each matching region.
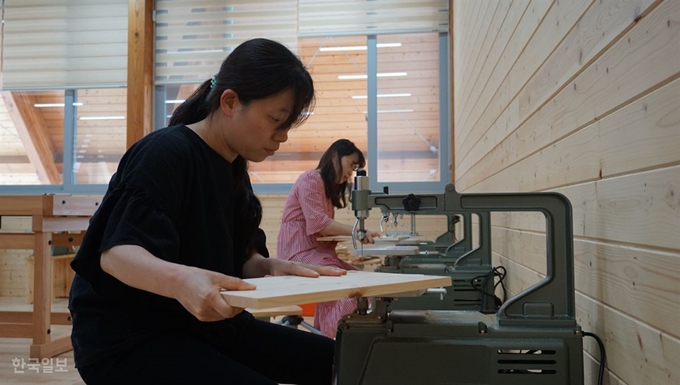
[0,195,100,358]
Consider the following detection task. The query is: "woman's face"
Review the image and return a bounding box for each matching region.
[337,153,360,184]
[222,89,294,162]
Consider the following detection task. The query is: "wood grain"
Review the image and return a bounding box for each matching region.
[220,271,451,309]
[247,305,302,318]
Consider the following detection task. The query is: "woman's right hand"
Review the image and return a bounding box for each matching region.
[172,266,256,322]
[360,230,382,244]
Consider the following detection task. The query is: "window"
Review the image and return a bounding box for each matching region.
[0,91,66,185]
[249,35,369,184]
[74,89,127,185]
[0,1,128,194]
[376,33,445,184]
[0,88,127,193]
[156,33,449,194]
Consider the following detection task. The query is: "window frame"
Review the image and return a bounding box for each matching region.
[0,89,113,195]
[0,33,449,196]
[154,33,450,195]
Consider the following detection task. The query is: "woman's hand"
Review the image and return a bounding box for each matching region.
[266,257,347,278]
[101,245,256,323]
[172,265,256,322]
[359,230,382,244]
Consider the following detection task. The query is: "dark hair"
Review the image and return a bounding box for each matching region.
[169,38,315,130]
[170,38,315,262]
[316,139,366,209]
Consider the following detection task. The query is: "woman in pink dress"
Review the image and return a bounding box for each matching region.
[277,139,380,338]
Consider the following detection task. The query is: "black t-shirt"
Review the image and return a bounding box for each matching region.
[69,125,269,368]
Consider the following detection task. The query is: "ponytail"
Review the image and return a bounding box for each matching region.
[168,79,213,126]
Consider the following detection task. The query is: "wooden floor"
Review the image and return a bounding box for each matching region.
[0,298,83,385]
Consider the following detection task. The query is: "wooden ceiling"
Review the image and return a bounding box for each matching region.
[0,33,441,186]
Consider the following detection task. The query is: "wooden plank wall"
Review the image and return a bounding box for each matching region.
[452,0,679,384]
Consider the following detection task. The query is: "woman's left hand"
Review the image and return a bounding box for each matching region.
[360,230,382,244]
[266,258,347,278]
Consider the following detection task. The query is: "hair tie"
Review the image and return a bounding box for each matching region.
[210,75,217,89]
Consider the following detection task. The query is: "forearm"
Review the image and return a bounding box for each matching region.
[100,244,186,299]
[318,219,355,237]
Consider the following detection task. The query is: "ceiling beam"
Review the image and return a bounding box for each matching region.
[127,0,155,148]
[1,92,61,184]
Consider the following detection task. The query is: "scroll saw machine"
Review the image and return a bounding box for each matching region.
[377,210,497,312]
[335,174,583,385]
[351,171,498,313]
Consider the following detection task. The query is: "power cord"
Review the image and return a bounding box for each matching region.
[471,266,507,312]
[582,331,606,385]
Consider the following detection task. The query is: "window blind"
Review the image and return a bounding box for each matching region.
[0,0,128,90]
[155,1,448,85]
[155,0,298,85]
[298,0,449,37]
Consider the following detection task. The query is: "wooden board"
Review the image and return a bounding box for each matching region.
[316,235,353,242]
[220,271,451,309]
[246,305,302,318]
[316,235,411,243]
[349,245,420,256]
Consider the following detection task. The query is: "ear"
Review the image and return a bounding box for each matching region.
[219,89,240,118]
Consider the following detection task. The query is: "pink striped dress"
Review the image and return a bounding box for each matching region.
[277,170,358,338]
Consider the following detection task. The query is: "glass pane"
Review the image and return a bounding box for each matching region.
[249,35,369,184]
[0,90,65,185]
[165,84,199,126]
[74,88,127,184]
[376,33,441,182]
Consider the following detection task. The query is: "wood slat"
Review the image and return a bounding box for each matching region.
[464,77,680,193]
[0,233,34,249]
[454,0,533,138]
[456,0,660,182]
[457,0,680,191]
[50,196,101,216]
[459,0,592,163]
[492,226,680,338]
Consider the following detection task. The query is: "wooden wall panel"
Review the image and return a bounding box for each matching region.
[457,0,676,191]
[456,0,550,154]
[493,226,680,338]
[453,0,679,383]
[466,77,680,193]
[496,253,680,385]
[457,0,596,167]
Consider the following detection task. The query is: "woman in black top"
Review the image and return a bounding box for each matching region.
[69,38,344,385]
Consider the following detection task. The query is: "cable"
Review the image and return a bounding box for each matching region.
[492,266,507,303]
[582,331,606,385]
[470,266,507,312]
